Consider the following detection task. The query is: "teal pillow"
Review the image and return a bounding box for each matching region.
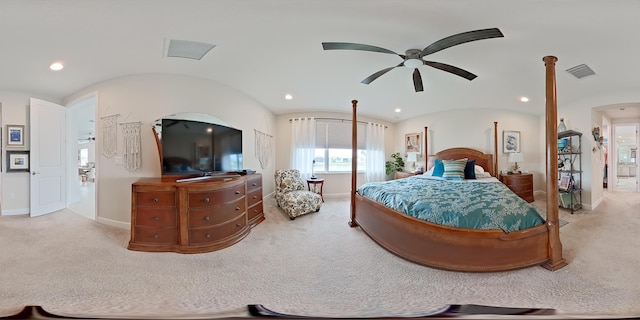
[432,159,444,177]
[442,159,467,180]
[464,159,477,179]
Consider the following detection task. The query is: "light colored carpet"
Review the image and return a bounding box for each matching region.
[1,191,639,319]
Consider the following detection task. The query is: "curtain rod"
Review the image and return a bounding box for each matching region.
[289,117,387,128]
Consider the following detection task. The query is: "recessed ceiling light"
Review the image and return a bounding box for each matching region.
[284,94,293,100]
[49,62,64,71]
[394,108,401,113]
[520,97,529,102]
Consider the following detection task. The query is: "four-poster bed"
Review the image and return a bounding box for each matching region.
[348,56,567,272]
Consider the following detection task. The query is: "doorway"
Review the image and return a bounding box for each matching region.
[612,124,639,192]
[66,95,97,219]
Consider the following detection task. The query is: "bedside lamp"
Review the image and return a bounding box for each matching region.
[508,152,525,173]
[407,152,418,172]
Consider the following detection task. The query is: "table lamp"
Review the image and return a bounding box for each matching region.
[407,152,418,172]
[508,152,525,173]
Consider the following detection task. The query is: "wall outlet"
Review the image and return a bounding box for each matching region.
[114,156,123,165]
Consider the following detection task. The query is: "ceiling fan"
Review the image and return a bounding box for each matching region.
[322,28,504,92]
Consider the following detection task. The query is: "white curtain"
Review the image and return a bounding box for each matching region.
[290,117,316,179]
[365,122,386,182]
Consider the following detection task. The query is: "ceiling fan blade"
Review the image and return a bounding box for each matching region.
[420,28,504,57]
[413,69,424,92]
[423,61,477,81]
[361,63,404,85]
[322,42,402,57]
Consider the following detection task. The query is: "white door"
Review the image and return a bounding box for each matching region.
[30,98,66,216]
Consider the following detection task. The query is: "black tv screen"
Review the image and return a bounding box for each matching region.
[160,119,242,175]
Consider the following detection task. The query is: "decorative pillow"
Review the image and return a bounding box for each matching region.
[464,159,477,179]
[442,158,467,180]
[423,167,434,176]
[431,159,445,177]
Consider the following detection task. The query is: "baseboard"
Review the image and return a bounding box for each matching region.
[1,208,29,216]
[97,216,130,229]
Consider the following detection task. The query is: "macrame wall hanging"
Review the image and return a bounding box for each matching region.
[254,129,273,169]
[121,121,142,171]
[101,114,119,158]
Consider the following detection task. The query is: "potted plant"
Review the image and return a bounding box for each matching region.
[385,152,405,175]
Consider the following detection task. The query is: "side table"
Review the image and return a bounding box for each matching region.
[307,178,325,202]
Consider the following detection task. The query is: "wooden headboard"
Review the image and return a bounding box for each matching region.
[433,148,495,177]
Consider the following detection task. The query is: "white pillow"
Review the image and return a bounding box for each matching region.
[476,171,492,178]
[474,165,486,174]
[423,167,434,176]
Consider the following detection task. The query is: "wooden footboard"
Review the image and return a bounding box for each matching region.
[355,193,550,272]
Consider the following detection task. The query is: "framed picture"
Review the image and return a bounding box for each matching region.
[405,132,422,155]
[7,150,30,172]
[559,175,570,191]
[7,125,25,147]
[503,130,521,153]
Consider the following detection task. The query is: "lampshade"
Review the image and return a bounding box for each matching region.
[508,152,525,163]
[407,152,418,162]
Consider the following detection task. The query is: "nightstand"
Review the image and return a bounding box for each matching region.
[499,173,534,203]
[394,171,420,179]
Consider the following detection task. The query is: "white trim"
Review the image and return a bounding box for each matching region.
[97,217,129,229]
[2,208,30,216]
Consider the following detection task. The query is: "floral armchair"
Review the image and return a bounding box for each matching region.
[274,169,322,220]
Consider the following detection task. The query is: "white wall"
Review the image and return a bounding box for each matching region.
[63,74,277,226]
[394,108,545,191]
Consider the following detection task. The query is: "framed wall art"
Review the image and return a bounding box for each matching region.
[7,150,30,172]
[503,130,521,153]
[405,132,422,155]
[7,125,25,147]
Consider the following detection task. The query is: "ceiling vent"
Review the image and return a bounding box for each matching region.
[566,64,596,79]
[166,39,215,60]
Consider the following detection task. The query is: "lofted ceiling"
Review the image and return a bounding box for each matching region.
[2,0,640,124]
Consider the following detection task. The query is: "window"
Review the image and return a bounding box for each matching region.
[314,121,366,173]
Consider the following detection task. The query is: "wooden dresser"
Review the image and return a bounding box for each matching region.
[128,173,263,253]
[499,173,534,203]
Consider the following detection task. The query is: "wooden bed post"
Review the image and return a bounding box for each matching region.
[349,100,358,227]
[542,56,568,271]
[493,121,498,176]
[424,126,428,170]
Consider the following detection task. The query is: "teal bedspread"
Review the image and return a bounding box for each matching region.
[357,176,544,232]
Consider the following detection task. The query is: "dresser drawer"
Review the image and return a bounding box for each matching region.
[134,191,176,207]
[188,186,245,208]
[247,188,262,207]
[133,226,178,244]
[188,198,246,227]
[246,175,262,193]
[134,207,178,227]
[506,183,532,193]
[248,202,263,222]
[189,214,247,245]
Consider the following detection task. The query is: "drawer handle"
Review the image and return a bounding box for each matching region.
[235,207,241,211]
[253,195,257,199]
[236,223,241,227]
[203,198,210,203]
[204,234,211,238]
[153,197,159,203]
[153,216,159,221]
[252,183,257,186]
[235,190,241,194]
[253,209,258,213]
[153,234,159,239]
[203,216,210,221]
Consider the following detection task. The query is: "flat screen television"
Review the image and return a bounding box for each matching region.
[157,118,243,176]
